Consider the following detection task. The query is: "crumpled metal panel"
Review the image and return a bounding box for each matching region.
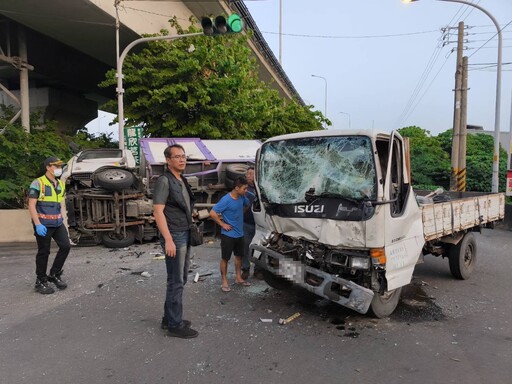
[251,244,374,314]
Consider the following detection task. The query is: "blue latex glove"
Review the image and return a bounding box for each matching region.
[36,224,47,237]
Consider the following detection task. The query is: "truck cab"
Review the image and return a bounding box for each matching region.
[250,130,425,317]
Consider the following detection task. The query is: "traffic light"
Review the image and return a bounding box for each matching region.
[201,14,243,36]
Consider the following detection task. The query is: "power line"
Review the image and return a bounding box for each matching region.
[394,32,446,128]
[470,45,512,50]
[395,27,450,125]
[259,29,439,39]
[402,52,453,126]
[459,0,480,22]
[469,19,512,58]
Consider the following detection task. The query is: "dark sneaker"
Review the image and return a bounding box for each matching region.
[35,278,55,295]
[48,272,67,290]
[161,317,191,330]
[241,268,250,281]
[167,325,198,339]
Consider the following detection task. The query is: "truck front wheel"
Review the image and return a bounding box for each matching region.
[101,230,135,248]
[368,287,402,318]
[448,232,476,280]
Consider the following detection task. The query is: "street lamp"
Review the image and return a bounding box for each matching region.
[116,32,202,149]
[339,112,351,129]
[311,74,328,127]
[404,0,503,193]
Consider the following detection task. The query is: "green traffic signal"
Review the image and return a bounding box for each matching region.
[227,14,242,33]
[201,14,243,36]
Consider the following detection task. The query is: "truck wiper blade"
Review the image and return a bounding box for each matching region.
[305,191,361,204]
[319,193,362,204]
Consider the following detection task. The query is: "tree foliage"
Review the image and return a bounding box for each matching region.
[438,130,507,192]
[398,126,451,190]
[100,17,326,139]
[399,126,508,192]
[0,106,117,208]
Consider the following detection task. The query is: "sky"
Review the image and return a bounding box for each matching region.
[244,0,512,136]
[87,0,512,139]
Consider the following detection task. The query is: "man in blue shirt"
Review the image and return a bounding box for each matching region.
[210,177,250,292]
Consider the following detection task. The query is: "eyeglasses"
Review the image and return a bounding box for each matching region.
[169,155,187,160]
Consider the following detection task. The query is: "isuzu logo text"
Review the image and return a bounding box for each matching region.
[294,205,325,213]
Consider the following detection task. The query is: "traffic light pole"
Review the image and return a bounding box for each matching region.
[116,32,203,149]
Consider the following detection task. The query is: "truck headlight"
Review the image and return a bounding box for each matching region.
[350,257,370,269]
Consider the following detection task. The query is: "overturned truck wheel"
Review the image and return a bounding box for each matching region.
[93,168,135,191]
[101,231,135,248]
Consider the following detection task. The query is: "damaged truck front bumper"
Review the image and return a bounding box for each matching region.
[250,244,374,314]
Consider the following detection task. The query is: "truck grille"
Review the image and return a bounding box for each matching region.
[71,173,93,181]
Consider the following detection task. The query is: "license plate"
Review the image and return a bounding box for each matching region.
[278,259,304,283]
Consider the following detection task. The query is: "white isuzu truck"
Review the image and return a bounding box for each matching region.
[250,130,505,317]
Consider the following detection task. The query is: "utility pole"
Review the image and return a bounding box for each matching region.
[458,55,468,191]
[449,21,464,191]
[18,26,30,132]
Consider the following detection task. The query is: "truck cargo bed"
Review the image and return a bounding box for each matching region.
[420,192,505,241]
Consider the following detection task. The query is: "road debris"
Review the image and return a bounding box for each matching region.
[193,272,199,283]
[141,271,151,278]
[260,318,273,323]
[278,312,301,325]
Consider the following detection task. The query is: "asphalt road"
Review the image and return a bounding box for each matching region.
[1,229,511,384]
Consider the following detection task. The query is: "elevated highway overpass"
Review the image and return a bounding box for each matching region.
[0,0,301,133]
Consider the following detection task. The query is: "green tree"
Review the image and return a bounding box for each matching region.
[100,17,326,139]
[398,126,451,190]
[0,106,117,208]
[438,130,507,192]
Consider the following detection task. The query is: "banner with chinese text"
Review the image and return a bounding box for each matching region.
[124,127,143,165]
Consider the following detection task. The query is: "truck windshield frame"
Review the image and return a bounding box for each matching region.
[258,135,377,204]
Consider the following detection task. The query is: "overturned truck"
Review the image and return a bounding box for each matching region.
[63,138,260,247]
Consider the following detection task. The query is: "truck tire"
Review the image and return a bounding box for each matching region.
[448,232,476,280]
[226,164,249,180]
[262,269,293,290]
[93,168,135,191]
[101,230,135,248]
[225,176,234,190]
[368,287,402,318]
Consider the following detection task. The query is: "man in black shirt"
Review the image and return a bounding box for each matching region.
[153,144,198,339]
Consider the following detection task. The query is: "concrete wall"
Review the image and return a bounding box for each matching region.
[0,210,34,243]
[1,205,510,244]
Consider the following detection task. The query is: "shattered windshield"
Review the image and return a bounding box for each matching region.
[258,136,377,204]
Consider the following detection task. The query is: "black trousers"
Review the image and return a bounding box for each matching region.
[35,224,71,279]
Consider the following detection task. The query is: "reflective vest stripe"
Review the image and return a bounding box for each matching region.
[37,213,62,220]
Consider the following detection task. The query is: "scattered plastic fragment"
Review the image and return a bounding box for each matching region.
[260,318,273,323]
[193,272,199,283]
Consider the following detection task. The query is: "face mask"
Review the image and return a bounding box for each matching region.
[54,168,63,178]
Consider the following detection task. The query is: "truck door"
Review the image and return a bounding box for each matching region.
[382,132,424,290]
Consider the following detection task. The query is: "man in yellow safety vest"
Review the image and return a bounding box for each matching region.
[28,156,71,294]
